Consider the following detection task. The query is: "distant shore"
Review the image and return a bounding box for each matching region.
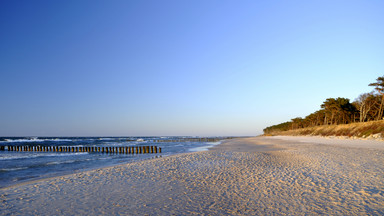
[1,136,383,215]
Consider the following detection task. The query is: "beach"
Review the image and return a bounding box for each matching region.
[1,136,383,215]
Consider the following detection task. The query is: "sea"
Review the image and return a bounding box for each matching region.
[0,136,223,188]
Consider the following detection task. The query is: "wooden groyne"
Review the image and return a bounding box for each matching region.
[0,145,161,154]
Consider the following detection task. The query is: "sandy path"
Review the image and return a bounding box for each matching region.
[1,137,383,215]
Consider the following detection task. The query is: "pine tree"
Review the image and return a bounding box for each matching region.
[369,76,384,120]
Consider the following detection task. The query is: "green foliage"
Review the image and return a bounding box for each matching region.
[369,76,384,93]
[263,122,291,134]
[264,75,383,134]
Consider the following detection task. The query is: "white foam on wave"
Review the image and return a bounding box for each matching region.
[188,141,221,152]
[1,138,73,143]
[0,152,89,160]
[98,138,114,141]
[0,167,29,172]
[46,160,77,165]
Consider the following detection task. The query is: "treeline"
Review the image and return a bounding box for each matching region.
[264,76,384,134]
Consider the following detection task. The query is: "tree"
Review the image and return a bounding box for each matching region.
[369,76,384,120]
[291,117,304,130]
[354,92,378,122]
[321,97,355,125]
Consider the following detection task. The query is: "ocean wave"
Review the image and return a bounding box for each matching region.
[188,141,221,152]
[0,167,29,172]
[1,138,73,143]
[0,152,89,160]
[46,160,76,165]
[98,138,114,141]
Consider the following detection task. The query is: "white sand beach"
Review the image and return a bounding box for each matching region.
[1,136,384,215]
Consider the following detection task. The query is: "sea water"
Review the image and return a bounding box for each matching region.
[0,136,222,188]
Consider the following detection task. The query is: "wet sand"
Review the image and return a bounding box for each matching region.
[1,136,384,215]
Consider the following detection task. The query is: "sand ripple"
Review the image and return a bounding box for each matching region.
[1,137,383,215]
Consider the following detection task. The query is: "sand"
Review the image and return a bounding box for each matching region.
[1,136,384,215]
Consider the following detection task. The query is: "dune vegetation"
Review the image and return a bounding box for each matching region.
[264,76,384,139]
[264,120,384,139]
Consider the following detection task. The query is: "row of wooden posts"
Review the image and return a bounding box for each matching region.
[0,145,161,154]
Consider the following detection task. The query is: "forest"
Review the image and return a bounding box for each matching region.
[263,76,384,134]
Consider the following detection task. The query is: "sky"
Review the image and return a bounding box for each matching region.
[1,0,383,137]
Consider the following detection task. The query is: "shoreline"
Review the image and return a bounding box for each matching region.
[0,154,165,190]
[1,138,224,190]
[0,138,222,189]
[1,136,383,215]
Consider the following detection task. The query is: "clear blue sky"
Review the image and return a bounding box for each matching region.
[1,0,383,136]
